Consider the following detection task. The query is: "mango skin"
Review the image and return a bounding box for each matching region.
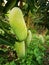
[14,41,25,58]
[25,30,32,47]
[8,7,27,41]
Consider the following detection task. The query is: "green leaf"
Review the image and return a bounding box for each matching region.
[10,61,16,65]
[0,38,13,46]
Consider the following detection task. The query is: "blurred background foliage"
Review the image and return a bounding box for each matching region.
[0,0,49,65]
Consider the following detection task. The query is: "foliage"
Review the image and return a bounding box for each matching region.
[0,34,46,65]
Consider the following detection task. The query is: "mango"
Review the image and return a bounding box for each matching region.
[14,41,25,58]
[8,7,27,41]
[25,30,32,47]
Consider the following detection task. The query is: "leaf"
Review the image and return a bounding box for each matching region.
[0,38,13,46]
[10,61,16,65]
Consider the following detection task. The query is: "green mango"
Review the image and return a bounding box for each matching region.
[14,41,25,58]
[8,7,27,41]
[25,30,32,47]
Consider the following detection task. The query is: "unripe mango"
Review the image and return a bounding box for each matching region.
[8,7,27,41]
[25,30,32,47]
[14,41,25,58]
